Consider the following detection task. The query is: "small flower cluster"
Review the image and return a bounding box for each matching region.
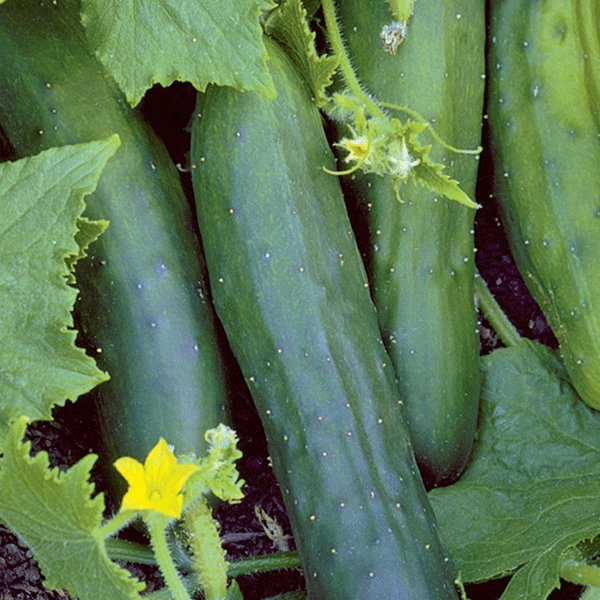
[332,96,427,190]
[327,93,479,208]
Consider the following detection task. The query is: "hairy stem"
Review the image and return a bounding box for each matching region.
[146,515,191,600]
[105,536,302,577]
[105,538,156,565]
[227,550,302,577]
[387,0,415,22]
[474,271,521,348]
[321,0,387,121]
[97,510,137,539]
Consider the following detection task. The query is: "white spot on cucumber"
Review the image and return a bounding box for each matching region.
[532,84,541,98]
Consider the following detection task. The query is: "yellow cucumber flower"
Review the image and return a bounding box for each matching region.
[114,438,199,519]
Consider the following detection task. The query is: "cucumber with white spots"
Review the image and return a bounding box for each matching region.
[0,0,229,494]
[489,0,600,409]
[337,0,485,484]
[191,37,456,600]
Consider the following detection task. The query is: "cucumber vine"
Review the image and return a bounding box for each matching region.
[320,0,481,207]
[104,425,245,600]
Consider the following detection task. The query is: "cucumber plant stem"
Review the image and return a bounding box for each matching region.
[474,270,521,348]
[321,0,387,122]
[105,537,302,577]
[146,516,191,600]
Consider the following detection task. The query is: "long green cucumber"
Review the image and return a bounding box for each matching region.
[0,0,229,493]
[337,0,484,484]
[489,0,600,409]
[191,37,456,600]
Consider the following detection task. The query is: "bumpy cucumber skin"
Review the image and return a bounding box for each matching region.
[0,0,228,490]
[338,0,484,484]
[489,0,600,409]
[191,38,456,600]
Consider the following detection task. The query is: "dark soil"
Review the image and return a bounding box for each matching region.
[0,83,582,600]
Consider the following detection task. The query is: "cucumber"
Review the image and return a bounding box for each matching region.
[0,0,229,494]
[191,37,456,599]
[337,0,485,484]
[489,0,600,409]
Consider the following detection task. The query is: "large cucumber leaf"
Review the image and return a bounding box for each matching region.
[0,137,118,451]
[80,0,276,106]
[430,340,600,599]
[0,417,144,599]
[265,0,338,107]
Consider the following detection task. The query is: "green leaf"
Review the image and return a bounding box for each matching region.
[413,155,478,209]
[66,217,108,284]
[80,0,276,106]
[0,417,144,599]
[265,0,338,106]
[226,580,244,600]
[0,137,118,450]
[430,340,600,598]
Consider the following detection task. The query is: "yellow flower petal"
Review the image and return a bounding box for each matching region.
[121,487,152,512]
[152,493,184,519]
[162,463,199,495]
[114,438,199,519]
[113,457,145,488]
[147,439,178,489]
